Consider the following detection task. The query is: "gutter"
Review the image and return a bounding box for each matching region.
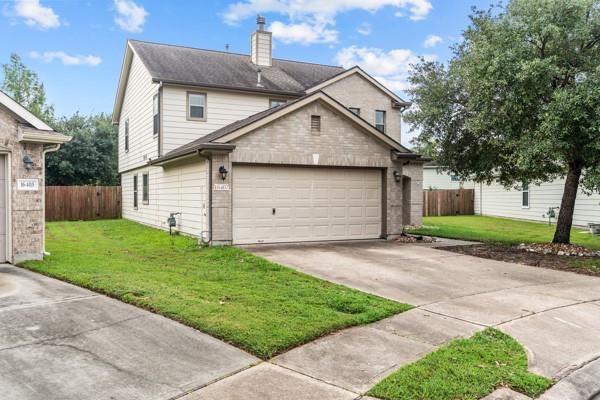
[152,78,304,98]
[149,143,235,166]
[41,143,63,256]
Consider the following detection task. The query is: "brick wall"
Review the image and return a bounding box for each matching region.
[0,105,45,263]
[213,99,423,241]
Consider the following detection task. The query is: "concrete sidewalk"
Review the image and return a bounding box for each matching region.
[0,264,258,400]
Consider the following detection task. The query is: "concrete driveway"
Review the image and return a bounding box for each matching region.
[0,264,258,400]
[245,240,600,398]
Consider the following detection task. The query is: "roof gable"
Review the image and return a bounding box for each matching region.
[305,66,411,107]
[0,90,53,131]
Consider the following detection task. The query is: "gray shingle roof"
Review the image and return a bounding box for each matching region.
[130,40,345,95]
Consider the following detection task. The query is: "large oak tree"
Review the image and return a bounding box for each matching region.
[408,0,600,244]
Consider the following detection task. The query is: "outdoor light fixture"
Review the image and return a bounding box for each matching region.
[218,165,228,181]
[393,170,401,182]
[23,155,33,171]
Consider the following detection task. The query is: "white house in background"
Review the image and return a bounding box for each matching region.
[112,16,427,245]
[423,163,475,190]
[423,164,600,227]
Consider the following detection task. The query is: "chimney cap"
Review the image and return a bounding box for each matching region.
[256,15,266,30]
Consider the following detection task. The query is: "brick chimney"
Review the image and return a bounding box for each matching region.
[251,15,272,67]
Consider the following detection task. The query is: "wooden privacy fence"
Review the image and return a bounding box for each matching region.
[45,186,121,221]
[423,189,474,217]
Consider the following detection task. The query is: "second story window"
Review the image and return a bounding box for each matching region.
[153,94,160,136]
[349,107,360,115]
[124,118,129,152]
[375,110,386,133]
[187,92,206,120]
[270,99,286,108]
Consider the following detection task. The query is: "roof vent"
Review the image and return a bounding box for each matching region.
[251,15,272,66]
[256,68,263,87]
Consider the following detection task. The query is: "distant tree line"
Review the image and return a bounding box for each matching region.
[1,54,119,186]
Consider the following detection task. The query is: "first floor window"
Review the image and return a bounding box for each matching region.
[375,110,386,133]
[522,183,529,208]
[142,173,149,204]
[450,174,460,182]
[349,107,360,115]
[269,99,286,108]
[133,175,138,209]
[188,92,206,120]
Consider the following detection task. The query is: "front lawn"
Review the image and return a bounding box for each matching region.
[409,216,600,250]
[22,220,410,359]
[368,328,552,400]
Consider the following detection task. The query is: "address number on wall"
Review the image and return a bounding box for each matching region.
[17,179,39,191]
[213,183,230,191]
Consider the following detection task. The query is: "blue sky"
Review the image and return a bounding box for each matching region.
[0,0,494,145]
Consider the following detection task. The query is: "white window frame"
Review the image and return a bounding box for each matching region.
[142,172,149,205]
[521,183,530,209]
[153,93,160,137]
[375,110,386,133]
[124,118,129,152]
[187,92,207,121]
[133,174,138,210]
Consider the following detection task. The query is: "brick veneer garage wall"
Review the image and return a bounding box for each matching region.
[0,105,45,262]
[209,100,423,244]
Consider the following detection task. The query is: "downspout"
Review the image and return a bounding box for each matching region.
[42,143,62,256]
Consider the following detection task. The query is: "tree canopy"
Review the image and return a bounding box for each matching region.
[1,54,119,186]
[407,0,600,243]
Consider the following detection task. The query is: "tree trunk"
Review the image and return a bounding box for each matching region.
[552,162,583,244]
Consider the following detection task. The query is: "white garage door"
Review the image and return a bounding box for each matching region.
[233,165,382,244]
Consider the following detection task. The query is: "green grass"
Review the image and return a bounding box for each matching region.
[21,219,410,359]
[368,328,553,400]
[409,216,600,250]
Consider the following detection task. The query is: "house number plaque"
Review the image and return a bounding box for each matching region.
[17,179,39,191]
[213,183,230,191]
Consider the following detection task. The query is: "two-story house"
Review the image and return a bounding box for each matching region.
[113,16,427,245]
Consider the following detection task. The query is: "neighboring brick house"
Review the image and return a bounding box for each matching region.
[113,16,427,245]
[0,90,70,263]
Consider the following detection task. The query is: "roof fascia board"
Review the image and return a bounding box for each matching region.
[19,127,71,144]
[112,41,135,124]
[306,67,411,106]
[0,91,54,131]
[214,91,409,152]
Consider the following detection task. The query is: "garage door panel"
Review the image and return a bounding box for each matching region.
[233,165,382,244]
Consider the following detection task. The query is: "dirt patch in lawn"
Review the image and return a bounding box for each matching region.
[443,244,600,277]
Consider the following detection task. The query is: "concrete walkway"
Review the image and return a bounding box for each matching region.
[0,264,258,400]
[241,240,600,399]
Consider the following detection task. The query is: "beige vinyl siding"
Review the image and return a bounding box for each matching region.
[475,179,600,227]
[122,160,209,237]
[320,73,402,143]
[118,53,159,172]
[423,167,475,190]
[161,86,274,154]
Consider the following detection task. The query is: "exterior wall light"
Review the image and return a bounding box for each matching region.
[23,155,34,170]
[393,170,401,182]
[219,165,228,181]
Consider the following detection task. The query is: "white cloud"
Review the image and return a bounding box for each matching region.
[357,22,371,36]
[335,45,436,92]
[222,0,432,45]
[423,34,442,48]
[11,0,60,29]
[113,0,148,33]
[30,51,102,66]
[269,20,338,44]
